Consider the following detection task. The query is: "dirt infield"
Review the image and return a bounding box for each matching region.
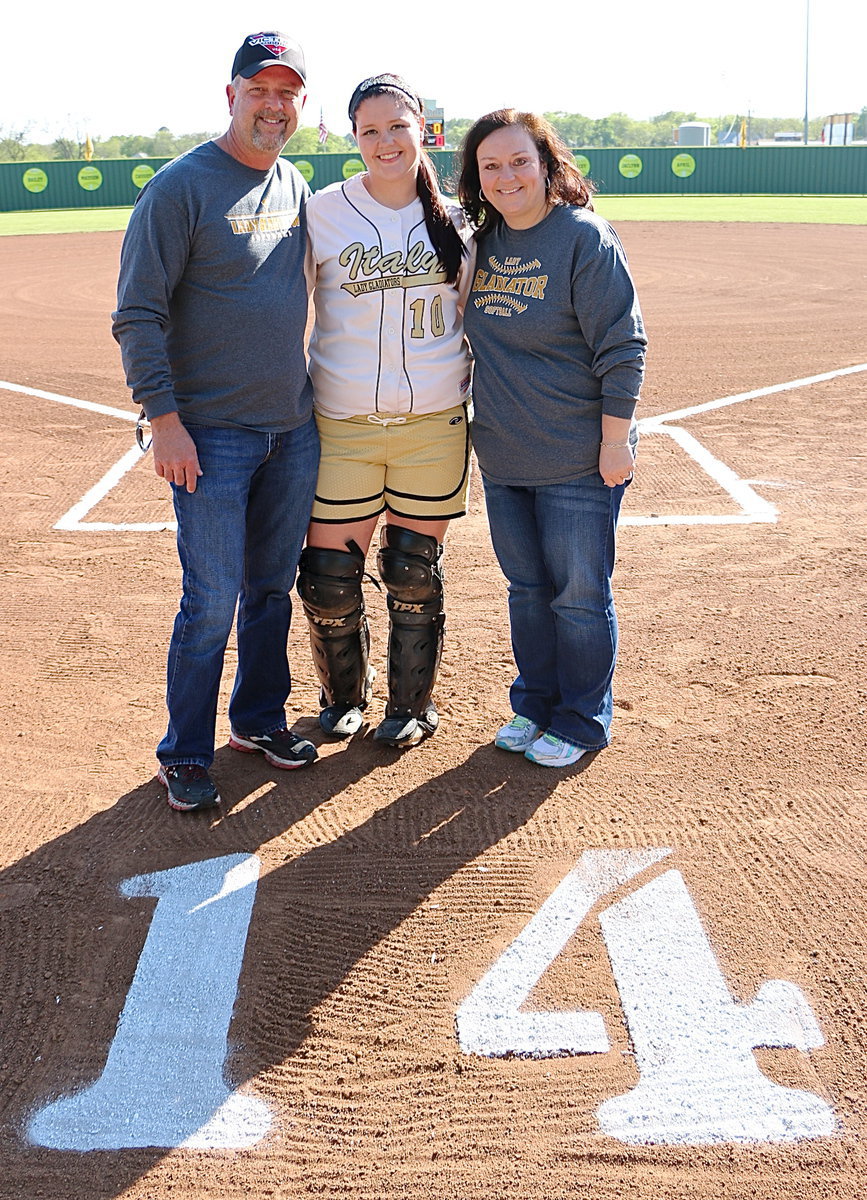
[0,221,865,1200]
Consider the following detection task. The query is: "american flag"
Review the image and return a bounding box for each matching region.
[318,109,328,145]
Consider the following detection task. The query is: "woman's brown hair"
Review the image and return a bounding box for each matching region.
[457,109,595,237]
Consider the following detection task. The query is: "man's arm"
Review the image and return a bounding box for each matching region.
[112,184,191,420]
[113,179,203,489]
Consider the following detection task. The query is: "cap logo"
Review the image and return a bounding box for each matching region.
[247,33,289,57]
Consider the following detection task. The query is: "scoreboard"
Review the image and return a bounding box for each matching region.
[423,99,445,147]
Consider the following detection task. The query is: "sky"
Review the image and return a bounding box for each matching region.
[4,0,865,144]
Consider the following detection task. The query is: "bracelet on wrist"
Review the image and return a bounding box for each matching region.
[600,440,631,448]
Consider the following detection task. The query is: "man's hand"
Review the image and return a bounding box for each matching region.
[149,412,202,494]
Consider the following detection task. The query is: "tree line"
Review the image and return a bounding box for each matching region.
[0,124,353,162]
[447,108,867,149]
[2,107,865,162]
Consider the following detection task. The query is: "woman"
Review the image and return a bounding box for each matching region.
[457,110,646,767]
[298,74,473,748]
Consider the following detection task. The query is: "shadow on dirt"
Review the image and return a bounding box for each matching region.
[0,731,583,1196]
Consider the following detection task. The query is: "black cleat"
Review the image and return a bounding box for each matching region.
[373,702,439,749]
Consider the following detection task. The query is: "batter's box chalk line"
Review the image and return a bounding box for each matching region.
[3,364,866,532]
[626,363,867,527]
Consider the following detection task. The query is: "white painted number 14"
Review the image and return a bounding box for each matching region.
[28,849,835,1150]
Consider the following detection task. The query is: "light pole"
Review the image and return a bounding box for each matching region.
[803,0,811,145]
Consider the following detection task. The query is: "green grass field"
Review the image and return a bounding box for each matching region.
[596,194,867,224]
[0,195,865,236]
[0,208,135,236]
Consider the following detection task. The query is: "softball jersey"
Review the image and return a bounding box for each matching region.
[305,173,473,419]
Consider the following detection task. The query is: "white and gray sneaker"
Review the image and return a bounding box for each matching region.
[524,731,587,768]
[494,715,542,753]
[229,727,317,769]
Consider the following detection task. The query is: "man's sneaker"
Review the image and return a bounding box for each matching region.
[229,728,318,769]
[494,714,542,753]
[158,764,221,812]
[524,731,587,768]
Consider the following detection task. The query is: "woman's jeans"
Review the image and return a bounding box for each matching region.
[482,472,627,750]
[157,418,319,769]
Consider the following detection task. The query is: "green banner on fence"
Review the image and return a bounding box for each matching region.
[1,147,864,213]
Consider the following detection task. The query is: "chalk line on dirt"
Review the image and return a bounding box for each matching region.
[5,363,864,532]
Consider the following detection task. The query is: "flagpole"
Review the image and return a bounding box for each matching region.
[802,0,810,145]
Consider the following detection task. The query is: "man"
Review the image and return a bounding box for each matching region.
[113,33,320,813]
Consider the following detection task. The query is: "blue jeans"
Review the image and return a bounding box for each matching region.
[158,419,319,768]
[482,473,627,751]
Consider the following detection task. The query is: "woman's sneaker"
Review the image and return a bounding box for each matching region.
[524,732,587,768]
[494,715,542,753]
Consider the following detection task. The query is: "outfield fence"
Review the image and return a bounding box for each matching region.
[1,146,865,212]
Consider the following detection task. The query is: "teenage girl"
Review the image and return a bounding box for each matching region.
[297,74,473,748]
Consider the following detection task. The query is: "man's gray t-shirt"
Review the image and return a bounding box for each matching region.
[463,204,646,485]
[112,140,313,432]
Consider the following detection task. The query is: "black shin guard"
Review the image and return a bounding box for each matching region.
[297,545,372,724]
[375,525,444,739]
